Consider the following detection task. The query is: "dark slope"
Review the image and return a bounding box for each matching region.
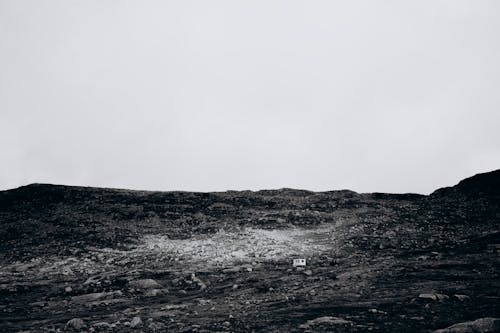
[432,169,500,197]
[0,170,499,333]
[0,170,498,260]
[424,170,500,228]
[0,181,425,260]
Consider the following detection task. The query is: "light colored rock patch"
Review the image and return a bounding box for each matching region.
[141,226,336,266]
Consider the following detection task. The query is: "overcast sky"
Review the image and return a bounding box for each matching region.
[1,1,499,194]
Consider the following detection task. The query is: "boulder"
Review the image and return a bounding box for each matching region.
[191,273,207,290]
[130,316,143,328]
[71,292,107,303]
[418,293,449,301]
[434,317,500,333]
[65,318,85,330]
[71,291,122,304]
[92,322,114,330]
[299,316,353,329]
[144,288,167,297]
[148,321,166,332]
[129,279,162,289]
[453,294,470,302]
[222,267,240,273]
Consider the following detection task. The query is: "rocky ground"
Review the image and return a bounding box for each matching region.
[0,170,499,332]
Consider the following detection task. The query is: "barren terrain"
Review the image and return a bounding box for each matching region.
[1,170,499,332]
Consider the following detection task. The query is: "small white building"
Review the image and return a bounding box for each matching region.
[293,258,306,267]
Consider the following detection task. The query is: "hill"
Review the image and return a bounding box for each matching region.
[0,170,499,332]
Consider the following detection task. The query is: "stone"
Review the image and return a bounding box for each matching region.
[144,288,166,297]
[222,267,240,273]
[191,273,207,290]
[418,293,449,301]
[434,317,500,333]
[65,318,85,330]
[129,279,162,289]
[299,316,353,329]
[92,322,114,330]
[453,294,470,302]
[148,321,166,332]
[130,316,143,328]
[71,292,107,303]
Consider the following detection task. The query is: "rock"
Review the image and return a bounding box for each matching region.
[144,288,166,297]
[148,321,166,332]
[303,269,313,276]
[12,262,33,273]
[240,264,253,272]
[64,286,73,293]
[29,301,46,308]
[71,292,107,303]
[92,322,114,330]
[65,318,85,330]
[83,274,107,286]
[222,267,240,273]
[299,316,353,329]
[71,291,122,304]
[453,294,470,302]
[434,317,500,333]
[418,293,449,301]
[369,308,387,315]
[191,273,207,290]
[129,279,162,289]
[130,316,143,328]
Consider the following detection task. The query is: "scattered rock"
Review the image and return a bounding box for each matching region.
[92,322,114,330]
[29,301,46,308]
[419,293,449,301]
[299,316,353,329]
[191,273,207,290]
[130,316,143,328]
[434,317,500,333]
[222,267,240,273]
[369,308,388,315]
[144,288,167,297]
[71,292,107,303]
[453,294,471,302]
[303,269,313,276]
[12,262,33,273]
[65,318,85,330]
[148,321,166,331]
[71,291,122,304]
[129,279,162,289]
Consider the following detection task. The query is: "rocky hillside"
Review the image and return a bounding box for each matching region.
[0,170,499,332]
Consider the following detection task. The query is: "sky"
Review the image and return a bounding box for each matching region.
[1,0,499,194]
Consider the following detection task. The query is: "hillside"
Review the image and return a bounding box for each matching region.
[0,170,499,332]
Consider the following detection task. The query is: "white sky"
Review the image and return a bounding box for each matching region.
[1,0,499,194]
